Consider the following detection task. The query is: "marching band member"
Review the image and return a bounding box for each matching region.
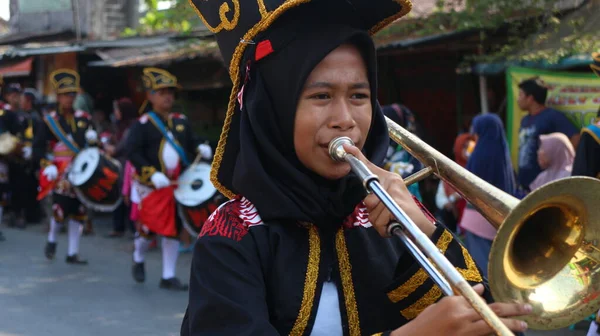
[573,52,600,180]
[126,67,212,291]
[181,1,532,335]
[33,69,98,265]
[2,83,22,112]
[0,77,18,240]
[9,88,43,227]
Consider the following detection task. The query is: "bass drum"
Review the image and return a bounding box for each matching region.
[68,147,123,212]
[175,162,226,236]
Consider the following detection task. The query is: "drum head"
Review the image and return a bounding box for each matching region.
[174,162,216,207]
[68,147,100,187]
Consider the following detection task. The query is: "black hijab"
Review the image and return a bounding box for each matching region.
[232,22,389,227]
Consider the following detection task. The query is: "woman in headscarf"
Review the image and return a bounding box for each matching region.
[105,98,137,238]
[529,132,575,190]
[181,2,530,335]
[435,133,475,232]
[459,113,516,279]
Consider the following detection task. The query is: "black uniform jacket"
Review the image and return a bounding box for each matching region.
[572,124,600,178]
[181,196,488,336]
[126,112,204,185]
[32,110,94,169]
[0,108,19,135]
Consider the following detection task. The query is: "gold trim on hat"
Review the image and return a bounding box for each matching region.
[142,67,181,90]
[203,0,413,199]
[189,0,241,33]
[49,69,80,94]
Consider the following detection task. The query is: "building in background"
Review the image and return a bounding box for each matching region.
[8,0,140,40]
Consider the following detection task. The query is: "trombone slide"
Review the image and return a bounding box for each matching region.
[328,136,514,336]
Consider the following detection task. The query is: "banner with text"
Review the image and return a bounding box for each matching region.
[506,66,600,167]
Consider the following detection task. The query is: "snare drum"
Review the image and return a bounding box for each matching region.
[68,147,122,211]
[174,162,226,236]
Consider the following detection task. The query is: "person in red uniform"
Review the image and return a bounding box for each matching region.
[126,67,212,290]
[33,69,99,265]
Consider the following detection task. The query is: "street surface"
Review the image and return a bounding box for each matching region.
[0,213,591,336]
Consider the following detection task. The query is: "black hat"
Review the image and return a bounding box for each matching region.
[592,52,600,77]
[49,69,80,94]
[141,67,181,91]
[191,0,412,198]
[5,83,22,94]
[23,88,40,104]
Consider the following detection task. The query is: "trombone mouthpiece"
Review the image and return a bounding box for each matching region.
[328,137,354,162]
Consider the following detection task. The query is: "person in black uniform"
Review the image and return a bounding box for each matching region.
[33,69,99,265]
[126,67,212,291]
[9,88,43,228]
[181,1,531,335]
[572,52,600,179]
[0,78,20,240]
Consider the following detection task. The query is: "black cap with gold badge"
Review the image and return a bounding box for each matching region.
[49,69,80,94]
[189,0,412,199]
[139,67,181,114]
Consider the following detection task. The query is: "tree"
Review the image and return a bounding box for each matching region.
[122,0,203,36]
[375,0,597,65]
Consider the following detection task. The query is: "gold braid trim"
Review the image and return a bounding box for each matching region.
[458,245,483,282]
[209,0,312,200]
[371,333,383,336]
[336,228,361,336]
[582,127,600,146]
[400,285,443,320]
[386,230,453,303]
[369,0,413,35]
[290,225,320,336]
[394,231,483,320]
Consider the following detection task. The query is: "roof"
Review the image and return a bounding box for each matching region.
[87,39,221,67]
[0,31,219,64]
[463,0,600,74]
[0,29,75,46]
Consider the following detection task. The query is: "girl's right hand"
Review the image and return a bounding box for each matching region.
[392,284,531,336]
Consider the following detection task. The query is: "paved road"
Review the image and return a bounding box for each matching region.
[0,215,192,336]
[0,215,592,336]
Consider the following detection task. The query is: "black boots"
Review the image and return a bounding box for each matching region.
[44,242,56,260]
[65,254,88,265]
[132,262,146,283]
[159,277,189,291]
[45,242,87,265]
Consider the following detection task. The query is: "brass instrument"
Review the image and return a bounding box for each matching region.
[380,116,600,331]
[330,137,514,336]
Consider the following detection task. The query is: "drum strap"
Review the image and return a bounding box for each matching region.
[147,111,190,166]
[44,115,80,154]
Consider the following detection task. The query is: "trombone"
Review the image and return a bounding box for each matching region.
[328,117,600,334]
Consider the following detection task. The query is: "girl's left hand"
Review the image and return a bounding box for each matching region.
[343,144,436,238]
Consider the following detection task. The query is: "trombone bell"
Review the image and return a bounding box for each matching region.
[490,177,600,330]
[385,116,600,330]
